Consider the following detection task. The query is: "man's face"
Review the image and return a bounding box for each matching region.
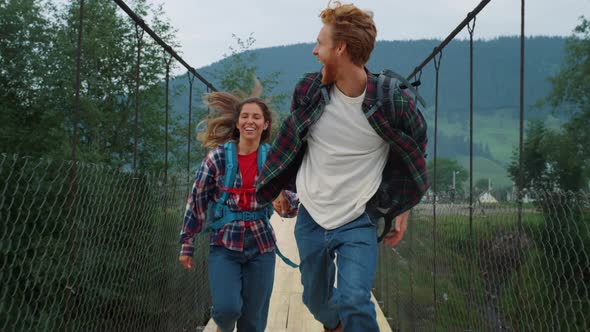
[312,24,339,85]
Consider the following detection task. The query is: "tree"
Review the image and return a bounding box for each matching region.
[42,0,185,172]
[547,16,590,115]
[1,1,202,330]
[512,17,590,194]
[474,178,490,194]
[507,119,556,194]
[215,35,286,107]
[198,34,288,144]
[0,0,66,157]
[504,18,590,331]
[426,158,468,195]
[210,33,287,107]
[545,16,590,190]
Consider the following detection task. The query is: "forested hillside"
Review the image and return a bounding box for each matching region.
[171,37,567,187]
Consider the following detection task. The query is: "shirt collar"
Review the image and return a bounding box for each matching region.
[318,67,378,111]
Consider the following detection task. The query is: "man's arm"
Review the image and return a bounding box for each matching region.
[256,72,319,203]
[381,90,428,248]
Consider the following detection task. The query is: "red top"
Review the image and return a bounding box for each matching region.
[237,149,258,211]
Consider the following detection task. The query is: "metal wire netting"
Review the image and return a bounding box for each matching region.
[374,191,590,331]
[0,154,210,331]
[3,152,589,332]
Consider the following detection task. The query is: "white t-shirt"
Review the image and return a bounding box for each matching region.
[296,84,389,229]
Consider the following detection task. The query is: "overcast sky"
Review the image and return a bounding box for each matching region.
[148,0,588,72]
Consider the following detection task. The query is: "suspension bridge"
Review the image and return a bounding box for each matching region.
[1,0,589,331]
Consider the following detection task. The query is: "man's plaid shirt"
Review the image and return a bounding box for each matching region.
[180,144,298,257]
[256,68,429,219]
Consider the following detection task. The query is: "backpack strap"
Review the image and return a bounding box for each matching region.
[299,71,330,113]
[381,69,427,107]
[211,141,238,220]
[257,143,272,219]
[366,73,392,119]
[257,143,269,171]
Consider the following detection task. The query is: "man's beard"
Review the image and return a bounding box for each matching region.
[321,62,337,85]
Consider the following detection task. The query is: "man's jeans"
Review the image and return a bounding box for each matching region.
[295,205,379,332]
[208,229,276,332]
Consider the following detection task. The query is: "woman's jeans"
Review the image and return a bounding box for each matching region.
[208,229,276,332]
[295,205,379,332]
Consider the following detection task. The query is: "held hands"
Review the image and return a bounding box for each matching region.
[178,255,194,269]
[382,210,410,248]
[272,190,291,216]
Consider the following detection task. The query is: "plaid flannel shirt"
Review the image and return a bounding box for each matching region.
[256,68,429,219]
[180,144,299,257]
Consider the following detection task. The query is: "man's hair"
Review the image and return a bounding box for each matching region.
[320,1,377,66]
[198,80,273,148]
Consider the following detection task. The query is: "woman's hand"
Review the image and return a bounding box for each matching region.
[272,190,290,216]
[178,255,194,269]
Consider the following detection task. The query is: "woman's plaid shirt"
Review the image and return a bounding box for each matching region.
[179,145,298,257]
[256,69,429,219]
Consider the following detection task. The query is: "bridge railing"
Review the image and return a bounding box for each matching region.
[0,154,208,331]
[372,0,590,328]
[374,191,590,331]
[1,0,218,330]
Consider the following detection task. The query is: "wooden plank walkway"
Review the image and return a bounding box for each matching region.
[204,214,392,332]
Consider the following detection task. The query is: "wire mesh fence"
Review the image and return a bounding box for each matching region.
[2,158,589,331]
[0,153,210,331]
[374,191,590,331]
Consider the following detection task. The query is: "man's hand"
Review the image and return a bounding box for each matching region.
[272,190,290,216]
[382,210,410,248]
[178,255,194,269]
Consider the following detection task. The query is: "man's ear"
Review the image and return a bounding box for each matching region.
[336,42,347,56]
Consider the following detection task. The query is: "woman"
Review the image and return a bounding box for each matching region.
[178,86,297,332]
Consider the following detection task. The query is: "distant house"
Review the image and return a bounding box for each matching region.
[478,191,498,204]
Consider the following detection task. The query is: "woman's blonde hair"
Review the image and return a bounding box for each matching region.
[197,81,273,149]
[320,1,377,66]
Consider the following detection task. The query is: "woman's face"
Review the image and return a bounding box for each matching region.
[236,103,269,143]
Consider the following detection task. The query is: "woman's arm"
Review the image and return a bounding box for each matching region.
[179,149,219,257]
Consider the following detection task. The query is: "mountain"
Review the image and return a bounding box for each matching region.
[170,37,567,188]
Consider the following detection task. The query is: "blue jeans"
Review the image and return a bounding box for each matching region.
[208,229,276,332]
[295,205,379,332]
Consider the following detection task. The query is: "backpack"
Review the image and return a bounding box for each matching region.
[206,141,298,267]
[303,69,427,242]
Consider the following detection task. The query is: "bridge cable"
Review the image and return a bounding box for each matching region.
[409,70,423,331]
[133,23,144,175]
[67,0,85,322]
[467,15,477,330]
[187,73,196,176]
[406,0,491,82]
[113,0,217,92]
[164,55,173,182]
[516,1,526,330]
[517,0,525,254]
[432,50,443,330]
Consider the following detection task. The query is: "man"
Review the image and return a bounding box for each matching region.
[257,2,429,331]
